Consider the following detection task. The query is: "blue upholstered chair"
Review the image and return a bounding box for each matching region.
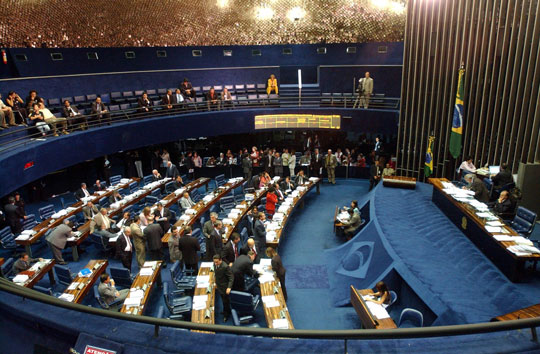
[169,261,196,292]
[94,285,124,310]
[163,282,192,319]
[38,204,56,220]
[398,308,423,328]
[389,291,398,307]
[220,196,235,213]
[230,290,260,317]
[231,309,260,327]
[1,257,15,278]
[508,206,537,237]
[109,175,122,186]
[0,227,17,251]
[109,267,134,289]
[54,265,74,287]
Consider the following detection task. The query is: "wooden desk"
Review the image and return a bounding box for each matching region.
[191,262,216,331]
[259,266,294,330]
[12,259,56,288]
[16,178,139,257]
[350,286,397,329]
[382,176,417,189]
[60,259,108,303]
[429,178,540,282]
[266,179,320,248]
[120,261,163,315]
[162,178,244,245]
[492,303,540,341]
[0,258,4,266]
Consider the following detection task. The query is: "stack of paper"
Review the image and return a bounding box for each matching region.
[272,318,289,329]
[485,226,505,233]
[197,275,210,284]
[139,267,154,276]
[123,297,141,308]
[67,282,81,291]
[309,177,319,182]
[291,191,300,198]
[512,236,534,246]
[174,188,185,196]
[297,186,307,192]
[365,301,390,319]
[486,220,505,227]
[12,274,29,284]
[262,295,280,308]
[236,204,246,209]
[185,208,197,215]
[192,295,208,310]
[258,273,275,283]
[273,213,284,222]
[266,231,277,242]
[58,293,75,302]
[120,178,131,184]
[200,262,213,268]
[260,258,272,267]
[223,218,234,225]
[245,194,255,201]
[266,222,280,231]
[180,214,191,221]
[15,234,30,241]
[493,235,515,242]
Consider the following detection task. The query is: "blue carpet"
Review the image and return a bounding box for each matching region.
[286,265,329,289]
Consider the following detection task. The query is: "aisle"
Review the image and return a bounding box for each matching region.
[279,179,370,329]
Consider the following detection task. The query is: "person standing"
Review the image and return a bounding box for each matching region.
[288,149,297,178]
[46,220,74,265]
[168,225,182,264]
[115,227,133,272]
[273,152,283,177]
[325,149,338,185]
[266,247,287,301]
[369,160,382,191]
[213,254,234,322]
[130,216,146,268]
[231,251,257,292]
[242,153,253,181]
[178,226,200,272]
[359,72,374,108]
[144,220,166,266]
[4,196,27,234]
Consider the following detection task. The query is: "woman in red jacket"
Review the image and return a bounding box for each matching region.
[266,186,278,217]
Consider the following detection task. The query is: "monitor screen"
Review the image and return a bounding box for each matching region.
[254,114,341,130]
[489,165,500,174]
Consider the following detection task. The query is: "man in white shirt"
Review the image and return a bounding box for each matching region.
[459,156,477,175]
[0,95,17,128]
[39,102,69,136]
[115,227,133,271]
[179,192,195,210]
[75,182,92,200]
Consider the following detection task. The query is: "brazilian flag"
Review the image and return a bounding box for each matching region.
[424,136,435,177]
[450,67,465,158]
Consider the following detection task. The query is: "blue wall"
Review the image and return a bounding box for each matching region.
[319,66,402,97]
[0,108,398,197]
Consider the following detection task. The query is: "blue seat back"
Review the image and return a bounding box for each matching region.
[220,196,235,211]
[1,257,15,277]
[38,204,56,220]
[145,196,158,206]
[22,214,38,230]
[192,228,201,239]
[215,174,226,187]
[240,227,248,245]
[54,265,73,286]
[0,226,17,249]
[109,175,122,186]
[511,206,537,235]
[389,291,398,307]
[399,308,424,327]
[34,285,53,295]
[129,181,139,193]
[143,175,154,185]
[169,261,182,283]
[230,290,257,315]
[93,285,109,309]
[151,188,161,198]
[165,181,176,194]
[191,190,202,202]
[89,233,111,251]
[109,267,132,288]
[99,196,109,208]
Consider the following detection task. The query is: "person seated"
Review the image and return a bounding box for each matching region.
[38,102,69,136]
[259,172,271,189]
[266,186,278,217]
[25,90,42,111]
[172,88,185,110]
[5,91,28,125]
[98,273,129,311]
[295,169,307,185]
[12,253,44,274]
[91,208,118,240]
[221,87,233,109]
[365,281,392,308]
[382,163,395,177]
[266,74,278,95]
[151,169,162,181]
[0,93,17,128]
[94,179,106,191]
[463,174,490,203]
[62,100,87,130]
[27,103,50,136]
[335,207,362,239]
[216,153,228,166]
[341,200,360,214]
[280,175,295,193]
[357,154,367,168]
[459,156,476,175]
[491,190,514,217]
[109,190,123,204]
[82,201,99,221]
[179,191,195,210]
[180,78,196,101]
[74,182,92,200]
[206,156,216,167]
[491,163,513,189]
[274,183,285,201]
[206,87,219,111]
[137,92,153,114]
[91,96,111,125]
[161,89,173,110]
[172,175,184,189]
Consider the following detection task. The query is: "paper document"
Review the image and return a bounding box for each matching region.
[485,226,505,233]
[493,235,515,242]
[200,262,213,268]
[258,274,275,284]
[193,302,207,310]
[259,258,272,267]
[58,293,75,302]
[193,295,208,303]
[197,275,210,284]
[365,301,390,319]
[13,274,29,283]
[124,297,141,307]
[67,282,81,291]
[486,221,504,227]
[139,267,154,276]
[196,282,210,289]
[272,319,289,329]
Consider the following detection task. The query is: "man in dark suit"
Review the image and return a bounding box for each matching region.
[172,175,185,189]
[246,207,258,237]
[374,136,382,157]
[94,179,106,191]
[263,151,274,175]
[491,163,513,189]
[12,252,43,274]
[90,97,110,125]
[151,169,162,182]
[294,170,307,185]
[311,148,323,178]
[492,190,514,216]
[62,100,87,130]
[280,176,295,193]
[144,221,165,266]
[153,202,172,233]
[369,160,382,191]
[115,227,133,271]
[46,220,74,265]
[213,254,234,322]
[222,233,241,266]
[206,220,224,262]
[253,212,267,253]
[137,92,153,114]
[205,87,219,111]
[241,238,261,264]
[231,251,257,292]
[74,182,92,201]
[178,226,200,272]
[172,88,185,110]
[82,201,99,221]
[242,153,253,181]
[180,78,196,101]
[464,174,490,203]
[4,196,26,234]
[165,161,180,179]
[161,89,173,110]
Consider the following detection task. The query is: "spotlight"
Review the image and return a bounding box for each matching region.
[370,0,390,10]
[255,6,274,20]
[287,7,306,22]
[390,1,406,14]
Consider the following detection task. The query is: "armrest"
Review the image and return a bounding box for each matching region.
[239,315,254,324]
[169,314,185,321]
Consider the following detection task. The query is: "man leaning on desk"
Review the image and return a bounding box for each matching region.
[12,252,44,274]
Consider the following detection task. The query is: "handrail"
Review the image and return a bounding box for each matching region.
[0,95,400,154]
[1,277,538,339]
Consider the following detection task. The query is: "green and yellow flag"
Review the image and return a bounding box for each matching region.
[449,67,465,158]
[424,135,435,177]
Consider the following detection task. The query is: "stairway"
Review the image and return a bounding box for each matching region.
[278,84,321,107]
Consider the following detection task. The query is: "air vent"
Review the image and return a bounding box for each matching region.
[346,47,357,54]
[156,50,167,58]
[50,53,63,61]
[125,51,136,59]
[87,52,98,60]
[317,47,327,54]
[192,50,202,57]
[252,49,262,56]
